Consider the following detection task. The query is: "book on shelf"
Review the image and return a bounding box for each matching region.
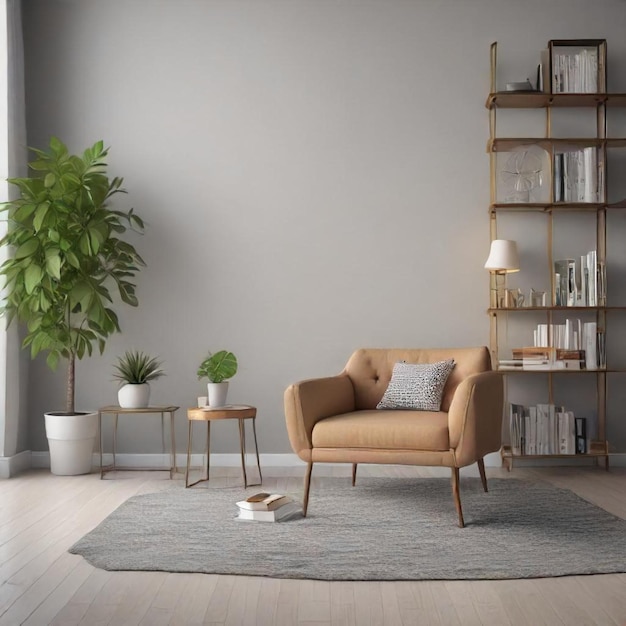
[508,402,576,456]
[526,319,605,369]
[554,153,563,201]
[583,322,599,369]
[597,261,606,306]
[575,417,587,454]
[554,349,585,370]
[497,359,523,370]
[235,500,302,522]
[510,346,556,370]
[558,411,576,455]
[554,259,575,306]
[555,251,606,308]
[597,329,606,368]
[236,492,293,511]
[553,149,599,204]
[551,47,599,94]
[512,347,554,359]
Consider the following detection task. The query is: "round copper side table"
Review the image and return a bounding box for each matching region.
[185,404,262,488]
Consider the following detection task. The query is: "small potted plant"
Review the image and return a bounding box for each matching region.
[197,350,238,407]
[113,350,164,408]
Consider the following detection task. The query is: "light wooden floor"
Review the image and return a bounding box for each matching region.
[1,464,625,626]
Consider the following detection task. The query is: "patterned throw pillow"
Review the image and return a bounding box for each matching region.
[376,359,456,411]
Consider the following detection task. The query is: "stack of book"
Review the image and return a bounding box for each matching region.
[235,492,302,522]
[527,319,604,370]
[500,347,586,371]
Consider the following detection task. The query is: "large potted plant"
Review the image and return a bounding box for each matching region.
[0,137,145,475]
[113,349,164,408]
[197,350,238,407]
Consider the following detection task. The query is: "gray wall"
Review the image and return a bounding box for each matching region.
[21,0,626,455]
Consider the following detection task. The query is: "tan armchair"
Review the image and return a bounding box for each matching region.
[284,347,504,527]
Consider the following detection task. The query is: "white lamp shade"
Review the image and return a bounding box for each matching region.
[484,239,520,272]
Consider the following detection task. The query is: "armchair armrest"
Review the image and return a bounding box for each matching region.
[447,371,504,467]
[284,374,355,461]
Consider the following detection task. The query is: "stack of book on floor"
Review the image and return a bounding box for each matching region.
[235,492,302,522]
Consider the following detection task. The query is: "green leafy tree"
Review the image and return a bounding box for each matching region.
[0,137,145,414]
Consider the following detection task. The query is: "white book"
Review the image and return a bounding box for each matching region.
[583,147,597,202]
[587,250,597,306]
[565,411,576,454]
[584,322,597,369]
[536,404,551,454]
[236,501,302,522]
[567,260,577,306]
[580,255,588,306]
[529,406,537,455]
[509,403,525,456]
[557,410,575,455]
[557,412,567,454]
[236,493,292,511]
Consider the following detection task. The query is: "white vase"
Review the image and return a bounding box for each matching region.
[118,383,151,408]
[207,381,229,407]
[44,411,98,475]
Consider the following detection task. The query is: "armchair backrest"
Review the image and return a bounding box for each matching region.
[343,347,492,412]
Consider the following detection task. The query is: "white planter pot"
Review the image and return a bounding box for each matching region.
[44,411,98,475]
[118,383,150,408]
[207,381,229,407]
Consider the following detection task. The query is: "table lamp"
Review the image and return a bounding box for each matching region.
[484,239,520,308]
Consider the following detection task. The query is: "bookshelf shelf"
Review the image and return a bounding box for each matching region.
[486,92,626,109]
[488,306,626,313]
[486,40,626,470]
[488,137,626,152]
[501,443,609,471]
[488,202,626,214]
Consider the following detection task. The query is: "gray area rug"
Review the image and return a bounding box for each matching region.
[69,478,626,580]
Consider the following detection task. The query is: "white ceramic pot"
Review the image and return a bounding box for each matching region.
[44,411,98,475]
[207,381,229,407]
[118,383,150,408]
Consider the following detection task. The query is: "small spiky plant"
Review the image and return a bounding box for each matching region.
[113,350,164,385]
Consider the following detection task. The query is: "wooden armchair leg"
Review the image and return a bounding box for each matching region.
[477,458,488,492]
[303,461,313,517]
[451,467,465,528]
[351,463,357,486]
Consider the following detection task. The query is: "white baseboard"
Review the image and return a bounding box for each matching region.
[29,451,306,470]
[0,450,33,478]
[15,450,626,475]
[100,452,307,469]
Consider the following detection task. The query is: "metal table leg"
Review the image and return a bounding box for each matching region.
[238,418,248,488]
[206,420,211,482]
[112,413,118,471]
[251,416,263,485]
[185,420,193,487]
[168,410,177,477]
[186,420,211,488]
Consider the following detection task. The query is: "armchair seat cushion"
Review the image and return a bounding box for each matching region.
[311,409,450,451]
